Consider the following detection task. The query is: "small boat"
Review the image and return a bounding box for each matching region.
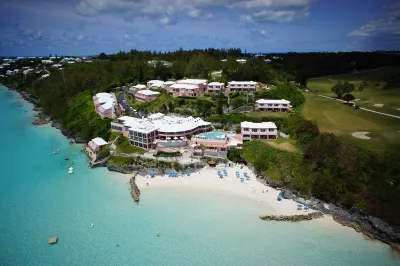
[66,164,70,168]
[68,167,74,174]
[155,232,160,237]
[90,223,94,228]
[64,157,69,161]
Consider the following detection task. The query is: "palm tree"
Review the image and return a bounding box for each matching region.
[199,144,206,156]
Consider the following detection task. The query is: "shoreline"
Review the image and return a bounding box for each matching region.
[2,84,399,254]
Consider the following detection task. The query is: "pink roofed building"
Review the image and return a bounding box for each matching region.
[176,79,208,93]
[93,92,119,119]
[135,90,161,102]
[227,81,259,93]
[85,137,108,161]
[206,82,225,94]
[169,83,201,97]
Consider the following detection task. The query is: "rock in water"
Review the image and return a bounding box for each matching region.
[129,174,141,203]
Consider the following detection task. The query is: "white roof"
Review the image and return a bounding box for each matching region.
[164,81,175,85]
[95,93,116,111]
[241,121,277,129]
[228,81,257,85]
[92,137,108,146]
[147,80,164,85]
[256,99,291,104]
[135,84,147,89]
[170,84,199,90]
[208,82,224,86]
[136,90,160,96]
[177,79,207,85]
[116,115,211,134]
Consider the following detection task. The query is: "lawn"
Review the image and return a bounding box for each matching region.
[307,66,400,115]
[262,138,299,152]
[245,111,289,119]
[302,92,400,151]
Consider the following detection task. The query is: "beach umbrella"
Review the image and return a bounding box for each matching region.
[297,204,303,207]
[174,137,178,140]
[166,137,171,140]
[180,136,184,139]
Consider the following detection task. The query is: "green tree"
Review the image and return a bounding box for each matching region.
[343,93,355,103]
[331,81,355,99]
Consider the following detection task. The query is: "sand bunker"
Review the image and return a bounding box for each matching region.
[374,104,384,107]
[352,132,371,139]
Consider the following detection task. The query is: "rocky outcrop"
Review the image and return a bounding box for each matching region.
[32,109,51,125]
[106,163,142,174]
[50,120,87,144]
[260,212,324,222]
[129,175,141,203]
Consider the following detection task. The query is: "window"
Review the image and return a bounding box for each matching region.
[269,128,275,132]
[251,129,257,132]
[261,129,266,132]
[243,128,249,131]
[111,125,122,131]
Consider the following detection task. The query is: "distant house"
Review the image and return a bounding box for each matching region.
[255,99,291,112]
[128,84,147,95]
[85,137,108,161]
[163,81,176,90]
[227,81,259,93]
[41,60,54,65]
[93,92,119,119]
[135,90,160,102]
[169,83,200,97]
[147,80,164,89]
[6,70,16,76]
[206,82,225,94]
[236,59,247,64]
[176,79,208,93]
[241,121,278,141]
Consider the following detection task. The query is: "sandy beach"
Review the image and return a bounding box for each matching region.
[124,164,317,216]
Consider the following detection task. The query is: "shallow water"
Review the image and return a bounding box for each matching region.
[0,86,398,266]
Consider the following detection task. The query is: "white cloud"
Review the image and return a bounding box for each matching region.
[349,0,400,40]
[348,30,370,38]
[160,16,171,25]
[75,0,314,24]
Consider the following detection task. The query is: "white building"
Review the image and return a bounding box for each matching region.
[41,60,54,65]
[227,81,259,93]
[241,121,278,141]
[206,82,225,93]
[93,92,119,119]
[147,80,164,88]
[135,90,161,102]
[255,99,292,112]
[111,113,212,150]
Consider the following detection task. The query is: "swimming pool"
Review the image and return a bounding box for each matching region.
[202,132,225,139]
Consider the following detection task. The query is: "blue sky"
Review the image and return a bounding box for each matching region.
[0,0,399,56]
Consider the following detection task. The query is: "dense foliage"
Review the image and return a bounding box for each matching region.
[255,82,305,107]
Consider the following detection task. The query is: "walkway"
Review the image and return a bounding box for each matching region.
[317,95,400,119]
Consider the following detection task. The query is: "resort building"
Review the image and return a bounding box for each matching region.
[147,80,164,89]
[85,137,108,161]
[41,60,54,64]
[241,121,278,141]
[135,90,160,102]
[176,79,208,93]
[227,81,259,93]
[236,59,247,64]
[128,84,147,95]
[206,82,225,94]
[255,99,292,112]
[93,92,119,119]
[111,113,212,150]
[188,132,243,157]
[169,83,201,97]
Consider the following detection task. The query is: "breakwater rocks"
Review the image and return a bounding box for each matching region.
[129,175,140,203]
[260,212,324,222]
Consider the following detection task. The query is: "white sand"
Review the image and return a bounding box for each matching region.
[130,164,316,216]
[352,131,371,139]
[374,104,384,107]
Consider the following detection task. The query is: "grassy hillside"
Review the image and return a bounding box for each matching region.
[302,92,400,151]
[307,66,400,115]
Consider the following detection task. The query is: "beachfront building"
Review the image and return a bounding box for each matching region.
[147,80,164,89]
[85,137,108,161]
[169,84,201,97]
[176,79,208,93]
[227,81,259,93]
[255,99,292,112]
[93,92,119,119]
[111,113,212,150]
[135,90,160,102]
[188,132,243,157]
[206,82,225,94]
[241,121,278,141]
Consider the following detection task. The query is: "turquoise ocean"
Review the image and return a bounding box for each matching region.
[0,86,399,266]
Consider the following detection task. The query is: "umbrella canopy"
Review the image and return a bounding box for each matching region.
[180,136,184,139]
[166,137,171,140]
[174,137,178,140]
[297,204,303,207]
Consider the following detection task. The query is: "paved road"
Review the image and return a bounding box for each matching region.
[318,94,400,119]
[117,89,131,112]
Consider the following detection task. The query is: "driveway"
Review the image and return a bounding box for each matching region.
[117,89,131,112]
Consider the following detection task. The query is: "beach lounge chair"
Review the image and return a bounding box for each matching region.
[297,204,303,210]
[277,195,283,201]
